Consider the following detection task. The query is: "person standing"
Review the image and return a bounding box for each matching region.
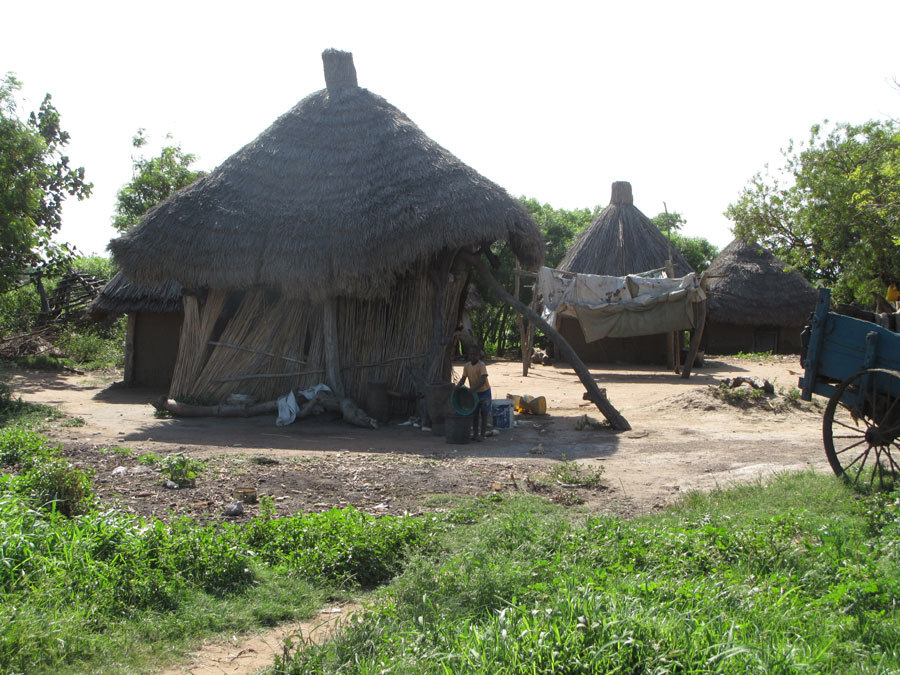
[457,345,491,441]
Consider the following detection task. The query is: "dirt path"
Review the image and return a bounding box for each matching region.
[10,354,826,518]
[158,602,360,675]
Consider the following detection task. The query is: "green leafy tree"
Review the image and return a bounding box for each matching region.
[650,210,686,234]
[726,119,900,304]
[112,129,205,232]
[668,232,718,273]
[0,74,91,293]
[469,198,598,355]
[650,212,718,273]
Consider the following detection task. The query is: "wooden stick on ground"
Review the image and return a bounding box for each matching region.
[463,252,631,431]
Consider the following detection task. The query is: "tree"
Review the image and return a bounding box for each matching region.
[468,198,598,355]
[726,119,900,304]
[0,74,91,293]
[650,212,718,272]
[112,129,205,232]
[650,210,686,234]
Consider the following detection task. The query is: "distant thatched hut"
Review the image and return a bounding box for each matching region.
[555,181,693,364]
[91,274,183,388]
[704,239,818,354]
[107,49,542,410]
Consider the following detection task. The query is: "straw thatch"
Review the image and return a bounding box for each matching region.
[705,239,818,326]
[559,181,693,277]
[103,49,542,407]
[109,49,542,302]
[90,272,182,317]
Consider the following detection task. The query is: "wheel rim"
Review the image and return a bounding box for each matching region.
[823,368,900,489]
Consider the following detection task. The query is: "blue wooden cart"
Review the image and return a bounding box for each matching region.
[800,288,900,487]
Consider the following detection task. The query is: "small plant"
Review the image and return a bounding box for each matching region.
[18,455,95,516]
[734,350,774,360]
[547,454,605,488]
[159,452,204,487]
[138,451,161,466]
[60,416,86,427]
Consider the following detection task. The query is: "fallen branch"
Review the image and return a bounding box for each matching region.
[152,392,378,429]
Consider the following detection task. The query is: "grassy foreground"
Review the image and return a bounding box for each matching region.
[276,474,900,674]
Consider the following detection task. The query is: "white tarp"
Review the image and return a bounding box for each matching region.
[537,266,705,342]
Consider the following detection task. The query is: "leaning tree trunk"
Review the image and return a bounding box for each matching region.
[463,252,631,431]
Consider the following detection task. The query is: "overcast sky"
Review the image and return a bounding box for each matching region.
[3,0,898,258]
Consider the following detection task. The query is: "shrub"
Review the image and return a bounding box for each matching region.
[18,455,94,517]
[159,453,204,487]
[55,317,126,369]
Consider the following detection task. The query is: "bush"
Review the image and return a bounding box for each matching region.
[55,317,126,369]
[18,455,94,517]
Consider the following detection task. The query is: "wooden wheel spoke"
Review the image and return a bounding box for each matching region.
[832,433,866,440]
[852,449,870,483]
[832,417,868,433]
[887,444,900,475]
[833,438,868,455]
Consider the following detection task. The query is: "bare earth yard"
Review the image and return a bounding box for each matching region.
[10,355,828,521]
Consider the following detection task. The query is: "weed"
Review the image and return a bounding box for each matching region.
[0,427,53,466]
[547,454,605,488]
[138,451,161,466]
[60,416,86,427]
[734,349,775,360]
[159,453,204,488]
[17,455,95,516]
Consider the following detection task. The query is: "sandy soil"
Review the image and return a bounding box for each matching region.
[9,354,826,520]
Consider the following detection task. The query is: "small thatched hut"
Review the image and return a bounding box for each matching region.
[90,274,183,388]
[107,49,542,410]
[703,239,818,354]
[555,181,693,364]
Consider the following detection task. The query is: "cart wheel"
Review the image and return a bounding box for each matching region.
[823,368,900,489]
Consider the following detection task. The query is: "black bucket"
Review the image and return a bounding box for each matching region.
[425,382,455,436]
[445,414,471,444]
[365,380,390,424]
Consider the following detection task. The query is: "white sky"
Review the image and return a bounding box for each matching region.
[3,0,898,257]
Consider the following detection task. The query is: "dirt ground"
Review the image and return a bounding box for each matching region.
[9,354,828,521]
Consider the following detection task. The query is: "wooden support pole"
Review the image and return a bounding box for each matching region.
[322,299,345,399]
[463,252,631,431]
[680,299,707,379]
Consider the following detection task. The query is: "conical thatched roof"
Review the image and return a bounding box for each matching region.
[558,182,693,277]
[109,49,542,302]
[705,239,818,325]
[90,272,182,317]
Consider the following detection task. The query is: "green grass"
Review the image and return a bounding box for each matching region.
[0,430,443,673]
[278,473,900,673]
[0,379,63,428]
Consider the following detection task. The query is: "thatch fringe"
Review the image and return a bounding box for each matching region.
[559,181,693,277]
[705,239,818,326]
[90,272,182,316]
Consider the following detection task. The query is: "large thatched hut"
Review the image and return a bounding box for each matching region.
[554,181,693,364]
[703,239,818,354]
[108,49,542,411]
[90,274,183,388]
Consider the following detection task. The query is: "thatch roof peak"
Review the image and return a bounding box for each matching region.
[610,181,633,205]
[705,238,818,326]
[109,51,542,302]
[558,181,692,277]
[322,49,358,92]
